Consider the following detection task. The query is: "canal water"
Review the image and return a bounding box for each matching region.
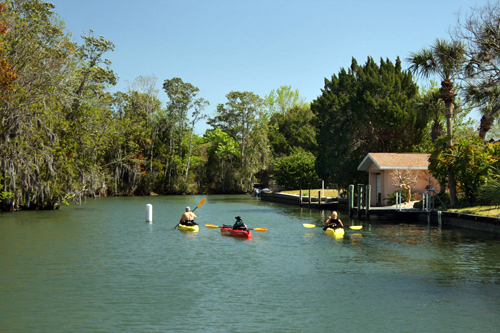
[1,195,500,332]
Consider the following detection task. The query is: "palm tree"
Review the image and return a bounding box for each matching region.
[465,84,500,141]
[407,39,466,138]
[407,38,466,207]
[478,107,500,141]
[416,86,445,142]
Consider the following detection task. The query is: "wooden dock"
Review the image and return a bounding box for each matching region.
[260,191,339,209]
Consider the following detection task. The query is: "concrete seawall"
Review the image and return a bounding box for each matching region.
[260,192,338,209]
[420,210,500,234]
[260,192,500,234]
[363,209,500,234]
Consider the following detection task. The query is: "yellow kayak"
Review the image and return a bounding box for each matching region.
[324,227,345,237]
[178,224,199,232]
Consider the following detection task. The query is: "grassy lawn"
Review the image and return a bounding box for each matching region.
[281,189,339,197]
[448,205,500,217]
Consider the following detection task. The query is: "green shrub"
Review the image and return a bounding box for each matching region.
[477,177,500,207]
[385,190,416,205]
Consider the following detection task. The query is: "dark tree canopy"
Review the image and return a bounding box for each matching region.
[311,56,429,189]
[268,104,317,157]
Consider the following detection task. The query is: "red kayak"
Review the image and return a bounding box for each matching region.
[220,225,253,239]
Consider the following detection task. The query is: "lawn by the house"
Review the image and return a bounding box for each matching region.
[448,205,500,217]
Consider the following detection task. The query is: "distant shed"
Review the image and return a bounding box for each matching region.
[357,153,441,206]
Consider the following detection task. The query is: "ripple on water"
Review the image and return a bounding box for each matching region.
[1,196,500,332]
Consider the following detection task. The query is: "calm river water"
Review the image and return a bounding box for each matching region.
[1,195,500,332]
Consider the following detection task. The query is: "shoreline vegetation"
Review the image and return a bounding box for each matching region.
[3,1,500,214]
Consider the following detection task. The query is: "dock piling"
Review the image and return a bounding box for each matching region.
[365,185,371,220]
[349,185,354,217]
[357,184,363,219]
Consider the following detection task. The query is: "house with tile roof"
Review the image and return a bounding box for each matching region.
[357,153,441,206]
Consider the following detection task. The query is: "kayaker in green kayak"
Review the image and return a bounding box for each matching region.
[232,216,248,230]
[179,206,198,227]
[323,211,344,231]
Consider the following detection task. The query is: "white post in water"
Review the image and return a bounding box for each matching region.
[146,204,153,222]
[396,192,399,211]
[322,180,324,197]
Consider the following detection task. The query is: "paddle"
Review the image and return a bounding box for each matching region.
[205,224,267,232]
[302,223,362,230]
[174,198,206,229]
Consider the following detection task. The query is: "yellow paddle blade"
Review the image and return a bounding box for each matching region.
[303,223,317,228]
[205,224,219,229]
[253,228,267,232]
[349,226,363,230]
[198,198,206,208]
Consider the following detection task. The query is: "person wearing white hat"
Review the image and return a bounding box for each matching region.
[179,206,198,226]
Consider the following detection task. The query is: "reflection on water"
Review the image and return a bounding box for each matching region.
[303,232,316,239]
[356,222,500,285]
[1,195,500,332]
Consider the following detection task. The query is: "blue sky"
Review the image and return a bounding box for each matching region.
[50,0,489,133]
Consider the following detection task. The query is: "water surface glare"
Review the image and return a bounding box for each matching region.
[1,195,500,332]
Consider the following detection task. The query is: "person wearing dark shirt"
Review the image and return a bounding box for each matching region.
[232,216,247,230]
[323,211,343,230]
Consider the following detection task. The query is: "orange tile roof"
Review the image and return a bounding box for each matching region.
[358,153,431,171]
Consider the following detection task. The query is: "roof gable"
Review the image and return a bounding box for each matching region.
[358,153,430,171]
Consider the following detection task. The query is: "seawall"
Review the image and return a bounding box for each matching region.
[260,192,500,234]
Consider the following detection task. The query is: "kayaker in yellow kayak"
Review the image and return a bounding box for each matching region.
[323,211,344,231]
[232,216,248,230]
[179,206,198,227]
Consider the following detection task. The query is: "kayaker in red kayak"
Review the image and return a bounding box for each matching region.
[180,206,198,226]
[323,211,343,231]
[232,216,248,230]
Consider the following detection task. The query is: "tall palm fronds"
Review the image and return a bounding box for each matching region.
[452,3,500,141]
[465,84,500,141]
[407,39,467,138]
[407,39,467,208]
[454,2,500,92]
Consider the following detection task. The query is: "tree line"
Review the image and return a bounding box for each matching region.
[1,0,500,211]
